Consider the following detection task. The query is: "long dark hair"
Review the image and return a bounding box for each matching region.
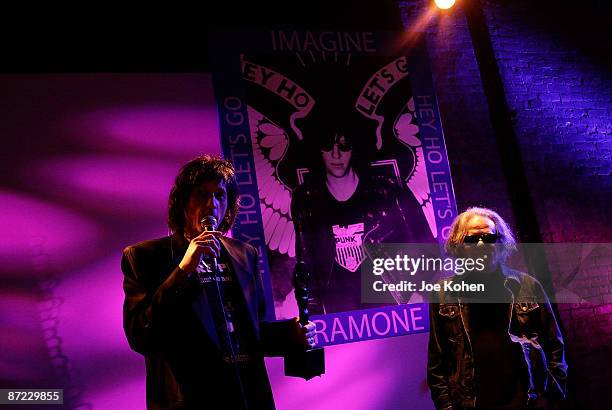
[298,98,375,184]
[167,155,239,234]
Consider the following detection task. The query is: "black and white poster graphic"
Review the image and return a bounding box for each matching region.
[211,30,457,345]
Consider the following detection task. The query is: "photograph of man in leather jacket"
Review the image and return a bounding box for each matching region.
[291,101,433,314]
[427,207,567,410]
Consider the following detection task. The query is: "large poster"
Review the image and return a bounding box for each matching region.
[211,30,457,346]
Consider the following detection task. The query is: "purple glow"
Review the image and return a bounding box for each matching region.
[87,377,146,410]
[0,291,50,381]
[51,251,434,409]
[0,190,101,276]
[265,334,433,409]
[68,106,222,157]
[27,155,182,217]
[56,256,139,355]
[1,74,436,410]
[54,256,147,408]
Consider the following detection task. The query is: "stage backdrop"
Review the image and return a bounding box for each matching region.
[210,30,457,347]
[1,72,444,409]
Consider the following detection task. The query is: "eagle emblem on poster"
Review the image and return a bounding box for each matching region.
[332,223,366,272]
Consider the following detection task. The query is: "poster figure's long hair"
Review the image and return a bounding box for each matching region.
[298,97,377,184]
[167,155,240,234]
[445,207,517,260]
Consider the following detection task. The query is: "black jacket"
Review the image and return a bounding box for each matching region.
[427,267,567,409]
[122,234,297,409]
[291,173,433,313]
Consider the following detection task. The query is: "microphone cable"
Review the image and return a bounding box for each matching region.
[200,217,249,410]
[209,259,250,410]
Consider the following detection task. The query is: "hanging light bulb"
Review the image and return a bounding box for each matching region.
[434,0,456,10]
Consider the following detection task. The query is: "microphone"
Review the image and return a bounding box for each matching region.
[200,216,219,272]
[200,215,218,232]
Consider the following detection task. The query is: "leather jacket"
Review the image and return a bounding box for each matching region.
[291,173,433,313]
[427,266,567,409]
[122,234,298,409]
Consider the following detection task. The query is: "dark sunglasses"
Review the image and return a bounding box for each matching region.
[463,233,499,244]
[320,141,352,152]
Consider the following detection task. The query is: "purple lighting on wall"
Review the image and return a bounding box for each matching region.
[67,106,221,156]
[53,255,146,410]
[0,291,51,381]
[0,74,436,409]
[0,190,101,276]
[265,334,432,409]
[27,155,180,217]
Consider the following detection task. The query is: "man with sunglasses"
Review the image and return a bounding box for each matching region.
[318,134,357,201]
[427,207,567,410]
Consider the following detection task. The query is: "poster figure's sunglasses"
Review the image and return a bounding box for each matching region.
[463,233,499,244]
[319,135,353,152]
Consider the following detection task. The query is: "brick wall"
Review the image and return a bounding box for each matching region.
[483,2,611,408]
[399,1,516,223]
[401,1,611,408]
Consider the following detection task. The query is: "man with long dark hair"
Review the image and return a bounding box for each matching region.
[122,155,315,409]
[291,101,433,314]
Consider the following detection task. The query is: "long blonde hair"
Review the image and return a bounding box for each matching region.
[445,207,517,259]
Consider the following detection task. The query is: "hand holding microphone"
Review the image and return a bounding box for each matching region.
[199,216,221,273]
[178,216,222,273]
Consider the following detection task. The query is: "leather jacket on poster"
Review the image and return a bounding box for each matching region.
[291,173,433,313]
[427,266,567,410]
